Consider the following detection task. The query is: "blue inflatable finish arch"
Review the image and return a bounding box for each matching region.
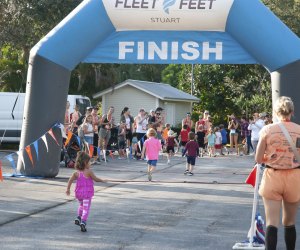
[19,0,300,177]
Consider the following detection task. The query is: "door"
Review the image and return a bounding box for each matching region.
[165,103,175,126]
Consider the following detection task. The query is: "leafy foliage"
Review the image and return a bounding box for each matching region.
[0,0,297,120]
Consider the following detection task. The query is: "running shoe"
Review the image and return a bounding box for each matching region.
[148,171,152,181]
[80,221,87,232]
[75,216,81,226]
[188,172,194,176]
[184,170,189,175]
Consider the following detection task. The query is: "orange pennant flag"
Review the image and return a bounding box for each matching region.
[0,161,3,181]
[89,145,94,158]
[48,129,60,146]
[25,145,34,167]
[64,131,73,147]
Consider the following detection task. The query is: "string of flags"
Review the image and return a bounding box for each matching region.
[0,123,62,181]
[1,122,259,184]
[0,122,132,181]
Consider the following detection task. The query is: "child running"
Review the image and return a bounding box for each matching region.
[66,151,106,232]
[165,130,179,164]
[141,128,161,181]
[182,132,199,176]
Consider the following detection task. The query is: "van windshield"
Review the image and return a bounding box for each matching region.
[76,98,91,115]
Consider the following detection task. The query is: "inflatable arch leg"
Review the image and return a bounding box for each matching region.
[271,60,300,123]
[17,55,71,177]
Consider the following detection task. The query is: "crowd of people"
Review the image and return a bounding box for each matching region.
[64,103,273,164]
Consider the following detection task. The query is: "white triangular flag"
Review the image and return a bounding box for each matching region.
[59,123,67,138]
[41,134,49,152]
[16,150,26,170]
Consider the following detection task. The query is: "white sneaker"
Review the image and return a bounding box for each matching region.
[167,159,170,164]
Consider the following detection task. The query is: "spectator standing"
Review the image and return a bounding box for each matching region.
[91,106,100,161]
[195,114,205,133]
[182,112,194,132]
[219,124,228,155]
[228,114,239,154]
[135,108,148,146]
[203,110,210,134]
[248,112,265,154]
[64,101,71,133]
[98,106,115,155]
[76,106,93,127]
[256,96,300,250]
[120,107,134,148]
[240,116,253,155]
[82,114,94,146]
[153,107,165,140]
[71,104,81,134]
[117,122,126,159]
[148,109,156,125]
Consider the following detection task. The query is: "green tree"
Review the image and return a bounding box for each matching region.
[175,64,272,125]
[263,0,300,36]
[0,0,82,91]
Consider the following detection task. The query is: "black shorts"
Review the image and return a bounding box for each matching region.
[181,141,187,147]
[166,146,175,153]
[118,140,126,149]
[187,156,196,166]
[126,129,133,143]
[197,140,205,148]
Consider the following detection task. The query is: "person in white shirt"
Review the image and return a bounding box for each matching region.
[248,112,265,154]
[214,127,223,156]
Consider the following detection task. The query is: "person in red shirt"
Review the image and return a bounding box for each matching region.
[195,114,206,133]
[182,132,199,176]
[179,124,189,152]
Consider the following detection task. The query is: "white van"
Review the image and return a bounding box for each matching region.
[0,92,91,143]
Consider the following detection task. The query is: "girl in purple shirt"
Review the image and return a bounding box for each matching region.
[66,151,106,232]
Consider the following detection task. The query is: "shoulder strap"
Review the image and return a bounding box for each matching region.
[278,122,300,164]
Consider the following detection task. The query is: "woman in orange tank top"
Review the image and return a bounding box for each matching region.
[256,96,300,250]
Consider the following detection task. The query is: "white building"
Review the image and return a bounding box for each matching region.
[93,79,199,127]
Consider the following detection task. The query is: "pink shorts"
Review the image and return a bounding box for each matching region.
[259,168,300,203]
[214,144,222,149]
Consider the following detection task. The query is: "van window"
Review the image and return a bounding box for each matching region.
[76,98,91,115]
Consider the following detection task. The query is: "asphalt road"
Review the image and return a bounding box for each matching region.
[0,152,299,249]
